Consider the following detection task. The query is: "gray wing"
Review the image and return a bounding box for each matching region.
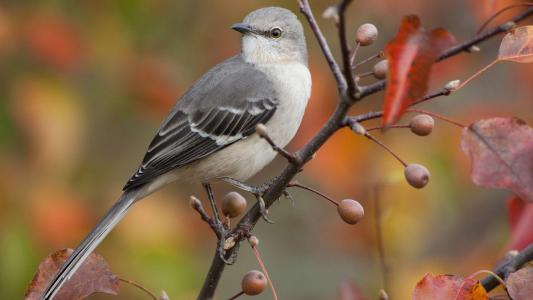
[123,56,279,191]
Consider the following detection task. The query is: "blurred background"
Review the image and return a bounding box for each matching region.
[1,0,532,299]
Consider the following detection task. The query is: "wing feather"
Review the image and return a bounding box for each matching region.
[123,56,279,190]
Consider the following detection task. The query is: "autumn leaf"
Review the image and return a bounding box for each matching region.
[24,249,120,300]
[506,265,533,300]
[461,117,533,202]
[413,273,488,300]
[506,196,533,251]
[498,26,533,63]
[383,15,455,126]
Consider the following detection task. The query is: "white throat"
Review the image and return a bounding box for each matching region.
[241,35,299,65]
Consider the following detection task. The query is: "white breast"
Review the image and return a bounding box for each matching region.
[258,62,312,148]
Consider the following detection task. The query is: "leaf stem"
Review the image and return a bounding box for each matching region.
[288,181,339,206]
[119,277,158,300]
[456,60,499,91]
[228,291,244,300]
[251,245,278,300]
[352,51,384,70]
[364,133,407,167]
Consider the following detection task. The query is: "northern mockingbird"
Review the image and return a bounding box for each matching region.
[42,6,311,299]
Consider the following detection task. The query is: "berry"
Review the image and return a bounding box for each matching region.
[373,60,388,79]
[404,164,430,188]
[222,192,247,218]
[409,114,435,136]
[356,23,378,46]
[337,199,364,224]
[242,270,267,296]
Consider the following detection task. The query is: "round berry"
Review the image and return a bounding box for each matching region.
[337,199,364,224]
[404,164,430,188]
[409,114,434,136]
[373,60,388,79]
[222,192,247,218]
[356,23,378,46]
[242,270,267,296]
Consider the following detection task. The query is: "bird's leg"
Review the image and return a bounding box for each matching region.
[202,183,223,227]
[202,183,239,264]
[218,176,294,223]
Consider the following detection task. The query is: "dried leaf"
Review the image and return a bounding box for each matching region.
[461,117,533,202]
[413,273,488,300]
[506,196,533,251]
[506,265,533,300]
[24,249,120,300]
[383,15,455,126]
[498,26,533,63]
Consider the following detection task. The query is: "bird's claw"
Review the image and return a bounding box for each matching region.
[257,195,275,224]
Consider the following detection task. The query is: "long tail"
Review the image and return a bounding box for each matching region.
[41,188,142,300]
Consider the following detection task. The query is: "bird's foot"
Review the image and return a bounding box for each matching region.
[218,176,295,222]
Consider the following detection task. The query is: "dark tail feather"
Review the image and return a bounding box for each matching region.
[41,188,141,300]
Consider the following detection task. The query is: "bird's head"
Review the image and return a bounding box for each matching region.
[232,7,307,65]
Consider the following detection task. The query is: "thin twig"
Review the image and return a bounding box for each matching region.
[190,196,219,235]
[456,60,498,91]
[476,3,533,34]
[410,88,451,106]
[355,71,374,78]
[352,51,384,70]
[119,277,158,300]
[297,0,347,91]
[257,124,302,165]
[228,291,244,300]
[364,133,407,166]
[338,0,359,96]
[373,183,390,294]
[366,124,410,132]
[288,181,339,206]
[251,246,278,300]
[349,42,360,66]
[482,243,533,291]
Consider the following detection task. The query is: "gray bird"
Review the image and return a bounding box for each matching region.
[41,6,311,299]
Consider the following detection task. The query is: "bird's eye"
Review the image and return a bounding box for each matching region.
[269,27,283,39]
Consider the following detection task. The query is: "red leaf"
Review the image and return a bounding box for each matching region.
[506,265,533,300]
[507,195,527,231]
[461,117,533,202]
[506,196,533,251]
[383,16,455,126]
[413,273,488,300]
[24,249,120,300]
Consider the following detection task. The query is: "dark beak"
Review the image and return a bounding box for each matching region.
[231,23,253,34]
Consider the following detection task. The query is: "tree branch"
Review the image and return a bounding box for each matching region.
[337,0,359,97]
[196,3,533,300]
[298,0,347,93]
[482,243,533,292]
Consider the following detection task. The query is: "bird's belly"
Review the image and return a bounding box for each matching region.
[168,62,311,183]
